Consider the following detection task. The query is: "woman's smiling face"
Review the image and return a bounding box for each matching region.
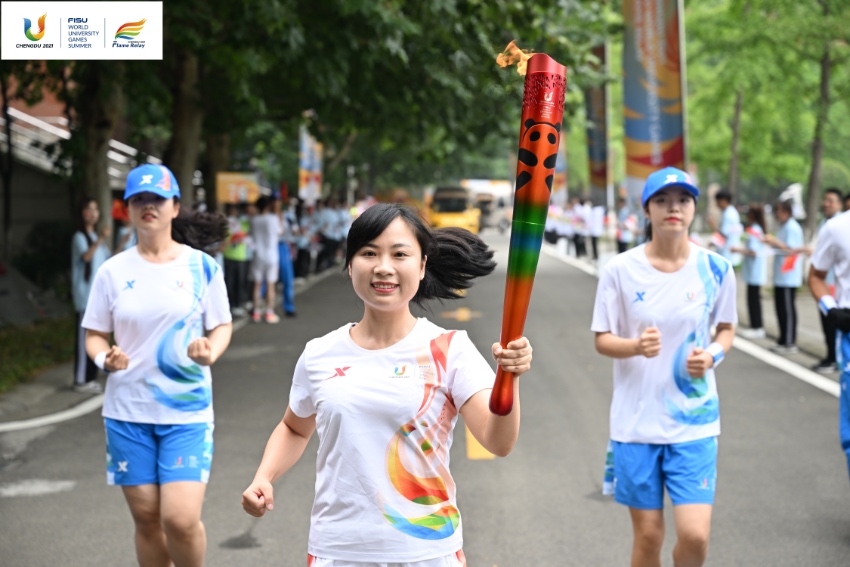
[348,217,426,313]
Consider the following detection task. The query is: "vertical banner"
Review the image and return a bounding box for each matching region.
[298,124,323,204]
[622,0,686,210]
[584,44,609,207]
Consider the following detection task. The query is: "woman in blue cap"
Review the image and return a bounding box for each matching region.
[82,164,232,567]
[590,166,737,567]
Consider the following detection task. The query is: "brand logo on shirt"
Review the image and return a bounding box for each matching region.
[176,280,185,289]
[686,291,697,302]
[324,366,351,380]
[390,364,413,379]
[123,280,136,290]
[633,291,646,303]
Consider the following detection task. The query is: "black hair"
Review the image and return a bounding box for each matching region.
[255,195,271,212]
[77,196,97,282]
[824,187,843,202]
[775,199,793,215]
[715,190,732,203]
[170,198,229,254]
[344,203,496,306]
[746,203,766,233]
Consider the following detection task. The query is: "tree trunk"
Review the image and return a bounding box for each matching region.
[164,51,204,209]
[0,75,13,262]
[727,90,743,197]
[79,62,125,240]
[203,131,231,212]
[804,43,831,238]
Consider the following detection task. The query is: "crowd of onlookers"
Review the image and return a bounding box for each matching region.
[221,195,357,323]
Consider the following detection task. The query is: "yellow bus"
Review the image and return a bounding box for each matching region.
[426,186,481,234]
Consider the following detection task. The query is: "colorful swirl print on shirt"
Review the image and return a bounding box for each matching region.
[667,251,727,425]
[152,251,217,411]
[382,331,461,540]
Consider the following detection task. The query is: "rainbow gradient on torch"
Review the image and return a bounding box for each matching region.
[490,53,567,416]
[115,19,146,40]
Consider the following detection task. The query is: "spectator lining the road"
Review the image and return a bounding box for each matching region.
[242,203,533,567]
[732,204,768,339]
[71,197,112,393]
[250,196,282,324]
[708,189,743,268]
[763,200,805,355]
[591,166,737,567]
[82,164,233,567]
[808,205,850,486]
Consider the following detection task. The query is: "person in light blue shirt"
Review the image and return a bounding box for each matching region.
[71,197,111,392]
[732,204,768,339]
[764,200,805,353]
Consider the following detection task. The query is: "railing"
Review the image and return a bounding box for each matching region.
[0,107,160,188]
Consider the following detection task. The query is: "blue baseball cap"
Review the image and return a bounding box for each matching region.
[124,164,181,200]
[641,166,699,207]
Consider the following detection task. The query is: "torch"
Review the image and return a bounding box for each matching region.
[490,43,567,416]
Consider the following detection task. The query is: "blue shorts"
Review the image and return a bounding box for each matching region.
[104,418,214,486]
[612,437,717,509]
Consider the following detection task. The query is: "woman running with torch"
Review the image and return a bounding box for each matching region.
[242,203,533,566]
[591,167,737,567]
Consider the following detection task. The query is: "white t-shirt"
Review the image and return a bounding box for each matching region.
[289,318,494,563]
[591,243,738,444]
[82,245,232,424]
[251,213,281,263]
[811,211,850,308]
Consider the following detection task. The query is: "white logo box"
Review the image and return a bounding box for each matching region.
[1,1,163,60]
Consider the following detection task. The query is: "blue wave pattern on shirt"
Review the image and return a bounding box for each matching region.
[667,251,727,425]
[151,252,218,411]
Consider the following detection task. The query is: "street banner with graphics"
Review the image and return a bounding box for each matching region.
[298,125,323,205]
[622,0,686,209]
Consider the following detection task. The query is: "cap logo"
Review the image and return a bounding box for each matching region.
[155,166,171,192]
[140,174,153,185]
[666,174,678,183]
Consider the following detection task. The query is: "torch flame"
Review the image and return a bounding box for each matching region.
[496,40,534,76]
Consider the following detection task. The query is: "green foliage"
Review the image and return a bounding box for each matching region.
[0,314,76,393]
[686,0,850,205]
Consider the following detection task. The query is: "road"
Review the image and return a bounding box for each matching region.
[1,231,848,566]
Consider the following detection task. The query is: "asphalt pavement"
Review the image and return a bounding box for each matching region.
[1,232,848,566]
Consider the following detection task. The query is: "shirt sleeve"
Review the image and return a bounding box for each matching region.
[591,264,620,334]
[201,260,233,331]
[711,260,738,326]
[810,223,836,273]
[72,232,88,260]
[447,331,495,410]
[289,351,316,418]
[81,268,114,332]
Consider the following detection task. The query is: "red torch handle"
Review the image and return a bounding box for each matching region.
[489,52,567,416]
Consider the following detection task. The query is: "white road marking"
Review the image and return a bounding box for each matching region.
[0,479,76,498]
[0,395,104,433]
[541,243,841,399]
